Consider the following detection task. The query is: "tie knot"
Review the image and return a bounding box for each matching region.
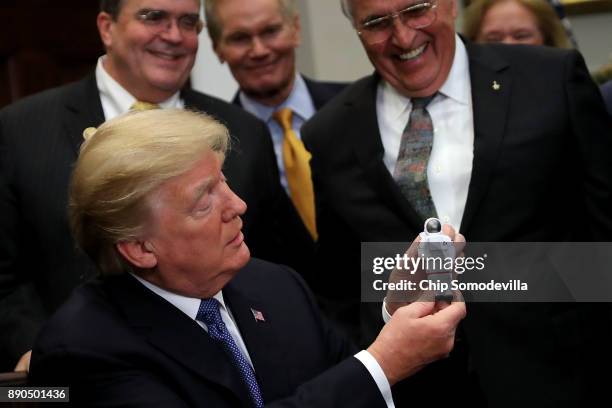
[411,94,436,110]
[130,101,160,111]
[273,108,293,132]
[197,298,223,326]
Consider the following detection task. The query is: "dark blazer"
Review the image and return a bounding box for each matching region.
[30,259,386,408]
[601,80,612,117]
[302,42,612,406]
[232,75,347,282]
[0,75,289,369]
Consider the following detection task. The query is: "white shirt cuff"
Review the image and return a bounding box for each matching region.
[354,350,395,408]
[382,298,392,323]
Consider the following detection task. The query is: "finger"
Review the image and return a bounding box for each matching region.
[400,301,436,318]
[441,224,455,240]
[404,234,422,259]
[432,301,466,325]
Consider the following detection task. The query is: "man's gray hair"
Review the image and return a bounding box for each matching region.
[340,0,355,21]
[205,0,299,45]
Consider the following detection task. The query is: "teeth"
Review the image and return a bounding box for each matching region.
[398,44,426,61]
[151,51,180,60]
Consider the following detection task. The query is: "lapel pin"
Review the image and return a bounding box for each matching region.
[492,81,501,91]
[83,127,97,140]
[250,308,266,322]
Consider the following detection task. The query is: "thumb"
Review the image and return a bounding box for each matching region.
[400,301,436,319]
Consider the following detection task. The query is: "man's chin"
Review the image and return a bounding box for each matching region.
[242,85,284,101]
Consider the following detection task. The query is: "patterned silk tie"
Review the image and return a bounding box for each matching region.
[273,108,318,241]
[393,95,438,220]
[129,101,160,111]
[197,298,264,408]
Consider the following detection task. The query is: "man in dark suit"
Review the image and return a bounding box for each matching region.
[301,0,612,406]
[30,109,466,407]
[0,0,289,372]
[204,0,346,278]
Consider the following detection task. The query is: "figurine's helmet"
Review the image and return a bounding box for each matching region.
[424,218,442,234]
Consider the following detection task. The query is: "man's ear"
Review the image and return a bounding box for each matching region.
[97,12,114,49]
[292,14,301,47]
[213,41,226,64]
[450,0,458,19]
[116,240,158,269]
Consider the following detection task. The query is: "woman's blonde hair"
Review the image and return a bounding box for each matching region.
[463,0,572,48]
[70,109,229,276]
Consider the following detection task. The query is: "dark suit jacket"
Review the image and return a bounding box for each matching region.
[601,80,612,117]
[30,259,386,408]
[232,76,347,282]
[0,75,290,369]
[302,42,612,407]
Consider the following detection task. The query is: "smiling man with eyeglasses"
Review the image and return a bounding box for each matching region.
[0,0,293,375]
[301,0,612,406]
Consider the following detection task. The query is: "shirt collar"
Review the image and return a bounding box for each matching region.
[439,34,470,106]
[239,73,315,123]
[95,55,181,115]
[379,33,471,120]
[130,273,229,322]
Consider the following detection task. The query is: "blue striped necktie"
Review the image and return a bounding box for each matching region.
[197,298,264,407]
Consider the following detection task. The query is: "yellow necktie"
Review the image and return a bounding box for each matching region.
[273,108,318,241]
[130,101,160,111]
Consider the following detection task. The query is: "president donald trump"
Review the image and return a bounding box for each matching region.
[29,109,465,407]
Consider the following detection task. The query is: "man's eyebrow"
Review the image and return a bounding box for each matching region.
[191,177,214,207]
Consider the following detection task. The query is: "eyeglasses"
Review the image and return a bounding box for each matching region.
[135,9,203,35]
[357,2,438,45]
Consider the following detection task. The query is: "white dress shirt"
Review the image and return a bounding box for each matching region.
[239,73,316,194]
[130,274,395,407]
[377,35,474,232]
[95,56,183,121]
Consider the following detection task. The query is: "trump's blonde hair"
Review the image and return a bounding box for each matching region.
[70,109,229,276]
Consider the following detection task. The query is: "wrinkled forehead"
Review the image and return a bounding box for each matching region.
[350,0,417,17]
[118,0,201,15]
[351,0,454,21]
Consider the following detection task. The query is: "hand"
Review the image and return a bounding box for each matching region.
[368,300,466,385]
[14,350,31,373]
[385,224,465,315]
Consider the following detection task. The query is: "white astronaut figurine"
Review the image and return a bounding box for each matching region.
[418,218,455,301]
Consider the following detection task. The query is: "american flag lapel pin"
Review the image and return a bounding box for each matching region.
[250,308,265,322]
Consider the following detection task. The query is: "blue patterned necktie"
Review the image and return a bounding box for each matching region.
[197,298,264,408]
[393,95,438,220]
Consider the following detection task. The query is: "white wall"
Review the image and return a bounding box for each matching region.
[192,1,612,100]
[295,0,372,81]
[570,12,612,70]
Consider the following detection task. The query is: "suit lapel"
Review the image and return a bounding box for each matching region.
[222,282,290,400]
[347,74,423,229]
[231,92,242,107]
[461,43,512,233]
[62,74,106,156]
[107,275,254,407]
[304,77,328,110]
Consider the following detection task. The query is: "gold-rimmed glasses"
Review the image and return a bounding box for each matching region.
[357,2,438,45]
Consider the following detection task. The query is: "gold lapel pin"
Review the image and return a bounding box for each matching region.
[492,81,501,91]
